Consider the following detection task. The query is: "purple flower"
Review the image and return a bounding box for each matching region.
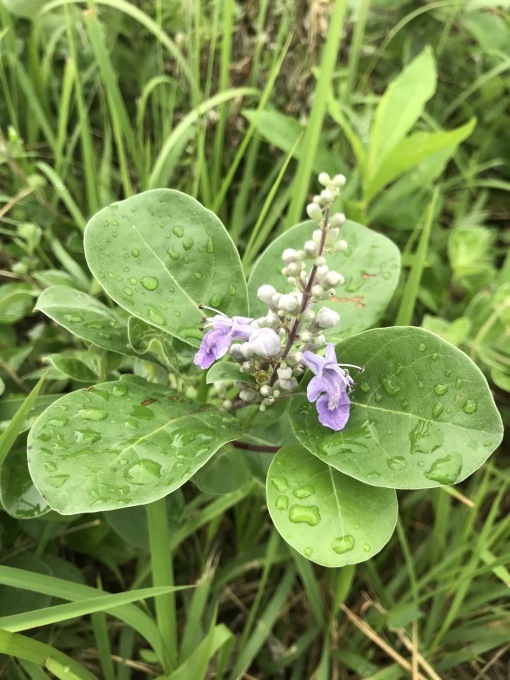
[245,328,281,357]
[301,343,362,431]
[194,309,253,369]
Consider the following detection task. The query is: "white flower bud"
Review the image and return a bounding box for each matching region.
[293,365,304,376]
[247,328,281,357]
[329,213,346,228]
[318,172,331,186]
[304,240,319,256]
[230,345,244,360]
[311,284,325,298]
[241,361,253,373]
[300,331,312,342]
[284,262,302,276]
[277,366,293,381]
[332,174,346,188]
[314,256,326,266]
[282,248,299,263]
[315,306,340,328]
[264,396,275,406]
[260,385,272,397]
[306,203,323,221]
[257,284,277,305]
[259,403,267,412]
[222,399,233,410]
[240,388,257,402]
[301,308,315,322]
[271,292,282,307]
[278,293,300,314]
[314,334,326,347]
[272,389,281,398]
[334,239,348,252]
[316,264,329,279]
[279,377,298,391]
[320,188,335,203]
[325,227,339,245]
[323,271,345,287]
[312,229,323,243]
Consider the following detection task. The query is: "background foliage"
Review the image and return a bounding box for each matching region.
[0,0,509,678]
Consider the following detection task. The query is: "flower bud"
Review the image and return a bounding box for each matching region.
[282,248,300,263]
[314,334,326,347]
[240,388,257,402]
[329,213,346,228]
[320,188,335,203]
[333,239,348,252]
[247,328,281,357]
[306,203,323,221]
[311,284,325,298]
[277,366,293,381]
[332,174,346,188]
[315,307,340,328]
[284,262,302,276]
[264,396,275,406]
[272,390,281,398]
[316,264,329,280]
[241,361,253,373]
[314,256,326,266]
[301,308,315,322]
[279,377,298,391]
[323,271,344,287]
[257,284,277,305]
[304,240,319,256]
[230,345,244,360]
[325,227,339,245]
[278,294,300,314]
[300,330,312,342]
[260,385,272,397]
[287,351,303,366]
[318,172,331,186]
[222,399,233,410]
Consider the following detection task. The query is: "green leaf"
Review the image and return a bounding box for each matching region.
[248,221,400,340]
[365,118,476,201]
[84,189,248,347]
[206,361,255,385]
[28,380,242,514]
[0,441,49,519]
[368,46,436,180]
[35,286,131,355]
[290,327,503,489]
[267,445,397,566]
[44,353,98,383]
[0,283,35,325]
[192,446,251,495]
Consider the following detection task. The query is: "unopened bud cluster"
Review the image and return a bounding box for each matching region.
[194,173,352,411]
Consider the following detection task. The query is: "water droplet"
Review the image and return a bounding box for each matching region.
[103,219,109,227]
[74,429,101,445]
[47,474,70,488]
[206,238,213,254]
[168,247,179,261]
[141,276,159,291]
[293,485,314,499]
[182,236,194,251]
[462,399,477,414]
[367,471,381,480]
[229,285,236,295]
[304,547,313,557]
[275,495,289,510]
[332,535,355,554]
[445,369,452,377]
[194,272,202,280]
[382,271,392,280]
[409,419,443,455]
[419,343,426,352]
[455,378,462,389]
[431,353,439,360]
[270,476,288,492]
[148,307,166,325]
[374,393,382,402]
[387,456,407,471]
[77,407,108,421]
[289,504,321,526]
[424,453,462,485]
[209,293,224,307]
[432,403,444,419]
[360,382,370,393]
[64,313,83,324]
[363,543,371,552]
[112,383,128,397]
[418,381,424,389]
[434,384,449,396]
[172,226,184,238]
[131,248,140,257]
[47,417,68,428]
[379,374,400,396]
[124,459,162,484]
[172,310,181,318]
[124,287,133,296]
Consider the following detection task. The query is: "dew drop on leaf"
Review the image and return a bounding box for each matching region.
[182,236,194,251]
[360,382,370,393]
[168,247,179,261]
[206,238,213,254]
[77,407,109,422]
[47,474,70,488]
[148,307,166,326]
[112,383,128,397]
[374,393,382,402]
[434,384,449,396]
[74,429,101,445]
[275,495,289,510]
[387,456,407,470]
[123,287,133,296]
[124,459,162,484]
[432,403,444,419]
[424,454,462,485]
[64,313,83,323]
[363,543,371,552]
[209,294,224,307]
[141,276,159,291]
[455,378,463,389]
[131,248,140,257]
[432,353,439,360]
[419,343,426,352]
[173,310,181,318]
[304,547,313,557]
[172,226,184,238]
[270,476,288,492]
[288,504,321,526]
[463,399,477,414]
[194,272,202,280]
[332,535,355,554]
[293,485,314,499]
[47,417,68,428]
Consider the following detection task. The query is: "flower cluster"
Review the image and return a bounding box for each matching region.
[193,173,363,431]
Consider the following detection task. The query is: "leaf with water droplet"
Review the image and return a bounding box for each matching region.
[0,440,49,519]
[267,445,397,567]
[289,327,503,490]
[84,190,248,346]
[35,286,131,356]
[248,220,400,340]
[28,380,242,513]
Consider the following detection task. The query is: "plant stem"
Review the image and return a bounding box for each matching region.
[146,498,177,672]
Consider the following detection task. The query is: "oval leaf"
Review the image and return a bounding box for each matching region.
[1,442,49,519]
[28,381,242,514]
[290,327,503,489]
[84,189,248,347]
[267,445,397,567]
[36,286,131,355]
[248,221,400,339]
